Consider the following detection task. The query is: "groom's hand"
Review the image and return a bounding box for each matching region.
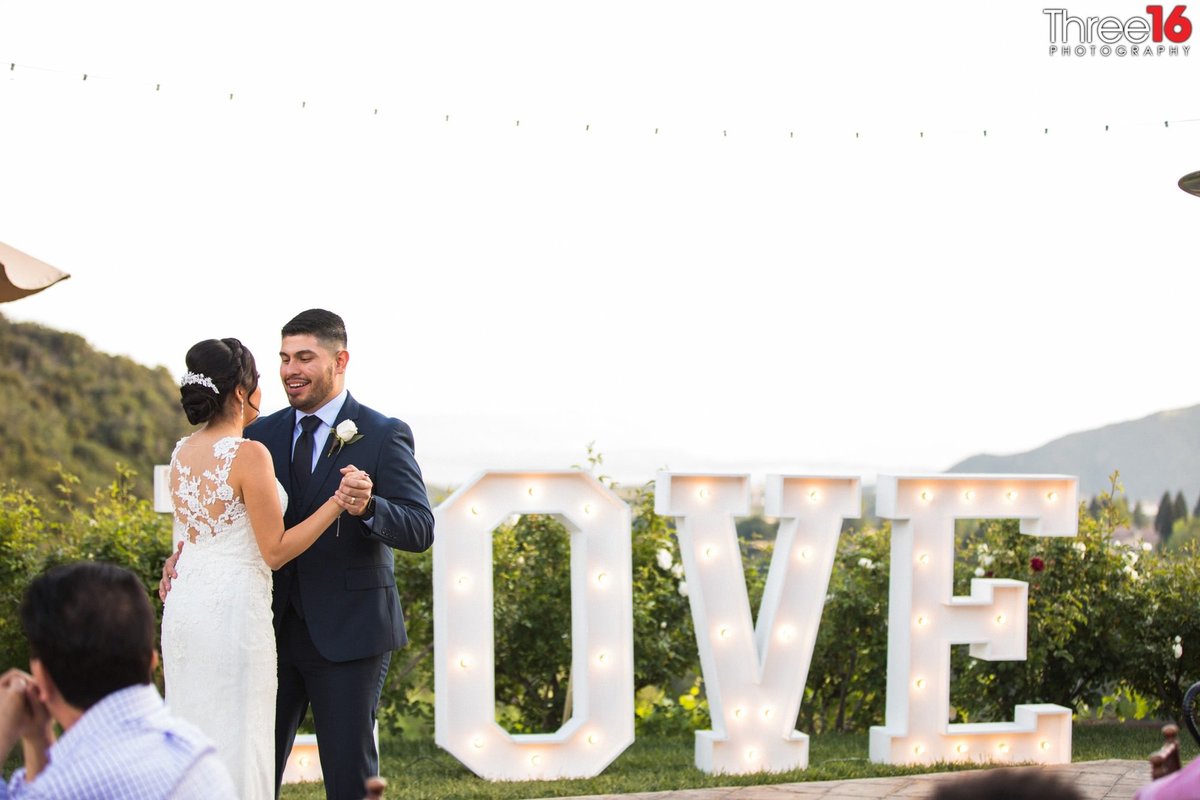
[158,540,184,602]
[336,465,374,517]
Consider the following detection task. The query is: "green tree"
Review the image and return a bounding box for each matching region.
[1167,516,1200,553]
[0,313,188,503]
[1133,500,1147,529]
[1174,491,1189,523]
[1156,490,1175,545]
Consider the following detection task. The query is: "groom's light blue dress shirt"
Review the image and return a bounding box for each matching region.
[291,388,349,473]
[2,684,236,799]
[289,388,386,535]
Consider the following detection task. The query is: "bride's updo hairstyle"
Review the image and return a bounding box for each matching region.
[179,338,260,425]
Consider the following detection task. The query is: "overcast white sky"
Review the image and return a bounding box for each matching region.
[2,0,1198,487]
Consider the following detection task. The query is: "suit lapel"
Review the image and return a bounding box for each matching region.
[269,411,296,489]
[301,393,361,513]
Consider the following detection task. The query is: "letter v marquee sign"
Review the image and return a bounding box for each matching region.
[655,472,860,774]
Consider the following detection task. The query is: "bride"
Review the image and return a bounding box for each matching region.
[160,338,360,800]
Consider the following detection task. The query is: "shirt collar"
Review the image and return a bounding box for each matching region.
[295,389,349,433]
[51,684,164,763]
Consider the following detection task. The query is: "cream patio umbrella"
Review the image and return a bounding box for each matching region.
[0,241,69,302]
[1180,171,1200,198]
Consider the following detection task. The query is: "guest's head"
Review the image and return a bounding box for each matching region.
[179,337,260,427]
[279,309,348,413]
[929,768,1083,800]
[20,562,157,718]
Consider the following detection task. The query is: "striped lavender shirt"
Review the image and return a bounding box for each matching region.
[2,684,236,799]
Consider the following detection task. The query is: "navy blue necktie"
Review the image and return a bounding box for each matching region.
[291,415,321,497]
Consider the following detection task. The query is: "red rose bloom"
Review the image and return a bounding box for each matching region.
[1030,557,1045,572]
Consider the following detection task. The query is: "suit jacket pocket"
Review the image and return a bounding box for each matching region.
[345,565,396,591]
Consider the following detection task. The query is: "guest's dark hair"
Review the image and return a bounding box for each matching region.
[282,308,347,351]
[929,768,1083,800]
[179,337,259,425]
[20,562,156,710]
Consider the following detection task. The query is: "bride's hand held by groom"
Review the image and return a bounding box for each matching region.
[334,464,373,516]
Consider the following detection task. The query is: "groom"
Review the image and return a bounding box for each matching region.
[259,309,434,799]
[163,309,435,799]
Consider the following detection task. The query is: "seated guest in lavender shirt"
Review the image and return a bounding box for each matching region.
[0,562,236,799]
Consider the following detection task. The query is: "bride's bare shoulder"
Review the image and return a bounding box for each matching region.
[230,439,273,473]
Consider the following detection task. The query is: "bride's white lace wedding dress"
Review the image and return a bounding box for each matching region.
[161,436,281,800]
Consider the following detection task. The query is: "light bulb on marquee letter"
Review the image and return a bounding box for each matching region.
[433,471,633,781]
[869,474,1077,766]
[655,472,860,775]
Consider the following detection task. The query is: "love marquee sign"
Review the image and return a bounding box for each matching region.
[432,470,1078,781]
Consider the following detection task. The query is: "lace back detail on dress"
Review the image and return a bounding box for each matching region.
[171,436,249,543]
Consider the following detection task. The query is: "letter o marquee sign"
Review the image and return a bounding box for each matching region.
[433,471,634,780]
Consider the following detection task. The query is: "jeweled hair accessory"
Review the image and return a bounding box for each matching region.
[180,371,220,394]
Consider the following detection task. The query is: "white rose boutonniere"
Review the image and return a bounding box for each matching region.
[327,420,365,457]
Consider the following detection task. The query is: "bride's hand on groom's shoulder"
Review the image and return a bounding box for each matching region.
[158,540,184,602]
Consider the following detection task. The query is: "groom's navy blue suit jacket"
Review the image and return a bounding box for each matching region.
[246,392,434,663]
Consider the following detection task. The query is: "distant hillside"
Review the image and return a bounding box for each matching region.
[0,313,188,501]
[948,405,1200,502]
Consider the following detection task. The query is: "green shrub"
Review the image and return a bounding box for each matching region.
[0,465,171,674]
[5,463,1200,741]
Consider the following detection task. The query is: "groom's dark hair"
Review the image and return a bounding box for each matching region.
[20,562,155,710]
[282,308,347,351]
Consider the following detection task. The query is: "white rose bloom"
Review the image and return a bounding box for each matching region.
[656,549,673,571]
[858,558,874,569]
[974,567,985,577]
[677,581,689,597]
[1142,542,1153,552]
[336,420,358,440]
[1073,542,1087,554]
[979,554,995,567]
[1175,642,1184,660]
[671,563,684,578]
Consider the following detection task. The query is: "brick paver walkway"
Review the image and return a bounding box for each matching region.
[537,759,1151,800]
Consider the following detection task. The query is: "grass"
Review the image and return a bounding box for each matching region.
[278,722,1196,799]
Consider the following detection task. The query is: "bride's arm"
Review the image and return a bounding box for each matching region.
[232,441,347,570]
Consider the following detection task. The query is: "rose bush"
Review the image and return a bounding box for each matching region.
[4,464,1198,738]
